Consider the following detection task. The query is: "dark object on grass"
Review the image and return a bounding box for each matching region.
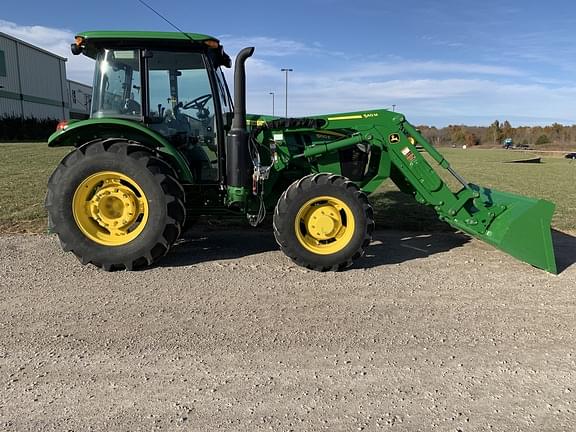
[506,157,541,164]
[565,152,576,160]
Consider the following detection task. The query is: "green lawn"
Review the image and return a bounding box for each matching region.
[0,144,574,233]
[0,143,69,232]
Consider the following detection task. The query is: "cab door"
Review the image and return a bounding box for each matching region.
[146,50,219,184]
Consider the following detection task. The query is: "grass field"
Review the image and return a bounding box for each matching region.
[0,143,574,234]
[0,143,69,232]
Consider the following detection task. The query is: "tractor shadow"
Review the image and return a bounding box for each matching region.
[552,229,576,273]
[357,189,471,268]
[160,186,576,273]
[160,226,470,269]
[360,229,576,272]
[163,227,575,273]
[160,226,278,268]
[356,230,470,269]
[161,190,467,268]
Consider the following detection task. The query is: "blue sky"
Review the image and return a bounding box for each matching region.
[2,0,576,126]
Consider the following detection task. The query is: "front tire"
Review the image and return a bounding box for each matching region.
[273,173,374,271]
[45,139,185,271]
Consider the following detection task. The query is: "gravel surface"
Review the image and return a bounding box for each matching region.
[1,228,575,431]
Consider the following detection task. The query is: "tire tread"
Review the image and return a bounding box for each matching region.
[45,139,185,271]
[273,173,374,271]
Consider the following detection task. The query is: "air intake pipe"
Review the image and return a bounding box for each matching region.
[226,47,255,192]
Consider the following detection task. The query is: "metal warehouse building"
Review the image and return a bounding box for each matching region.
[0,32,91,120]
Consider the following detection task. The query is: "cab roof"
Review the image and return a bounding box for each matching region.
[76,30,220,44]
[74,30,231,67]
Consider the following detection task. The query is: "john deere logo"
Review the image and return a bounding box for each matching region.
[389,133,400,144]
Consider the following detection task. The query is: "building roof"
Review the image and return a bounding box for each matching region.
[0,32,67,61]
[67,79,92,89]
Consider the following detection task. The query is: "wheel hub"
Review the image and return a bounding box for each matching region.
[295,196,356,255]
[306,206,341,240]
[89,182,139,231]
[73,171,148,246]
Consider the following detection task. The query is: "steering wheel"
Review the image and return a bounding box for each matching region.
[181,94,212,111]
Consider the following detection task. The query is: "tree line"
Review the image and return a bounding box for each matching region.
[418,121,576,149]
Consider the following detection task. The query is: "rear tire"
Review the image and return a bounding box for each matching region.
[273,173,374,271]
[45,139,185,271]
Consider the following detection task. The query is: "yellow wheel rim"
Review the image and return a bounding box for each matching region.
[295,196,355,255]
[72,171,149,246]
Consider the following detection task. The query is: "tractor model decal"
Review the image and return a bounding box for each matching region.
[327,115,364,121]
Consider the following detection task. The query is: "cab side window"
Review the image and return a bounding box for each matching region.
[147,51,217,183]
[91,49,141,118]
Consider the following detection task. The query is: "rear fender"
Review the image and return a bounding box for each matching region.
[48,118,193,182]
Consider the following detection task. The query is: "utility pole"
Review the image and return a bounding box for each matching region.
[281,68,293,118]
[269,91,275,117]
[392,104,396,112]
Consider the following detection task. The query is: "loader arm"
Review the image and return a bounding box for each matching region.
[369,116,556,274]
[258,110,557,273]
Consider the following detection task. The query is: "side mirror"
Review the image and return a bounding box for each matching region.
[71,43,83,55]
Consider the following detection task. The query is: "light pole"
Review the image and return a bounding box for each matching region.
[392,104,396,112]
[269,91,275,117]
[281,68,293,118]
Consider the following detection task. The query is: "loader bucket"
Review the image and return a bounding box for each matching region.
[457,186,557,274]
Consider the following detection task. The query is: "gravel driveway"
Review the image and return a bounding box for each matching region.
[1,228,575,431]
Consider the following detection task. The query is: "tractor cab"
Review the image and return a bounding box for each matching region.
[78,31,233,183]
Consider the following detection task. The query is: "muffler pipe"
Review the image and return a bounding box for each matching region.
[226,47,255,190]
[231,47,255,130]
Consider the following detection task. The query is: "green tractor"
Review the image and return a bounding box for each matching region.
[45,31,557,273]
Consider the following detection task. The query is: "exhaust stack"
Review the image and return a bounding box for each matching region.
[226,47,255,194]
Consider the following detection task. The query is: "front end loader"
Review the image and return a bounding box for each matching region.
[45,31,557,273]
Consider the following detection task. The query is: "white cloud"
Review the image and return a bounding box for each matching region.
[339,61,523,78]
[0,20,94,83]
[1,20,572,126]
[219,35,345,58]
[242,57,576,125]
